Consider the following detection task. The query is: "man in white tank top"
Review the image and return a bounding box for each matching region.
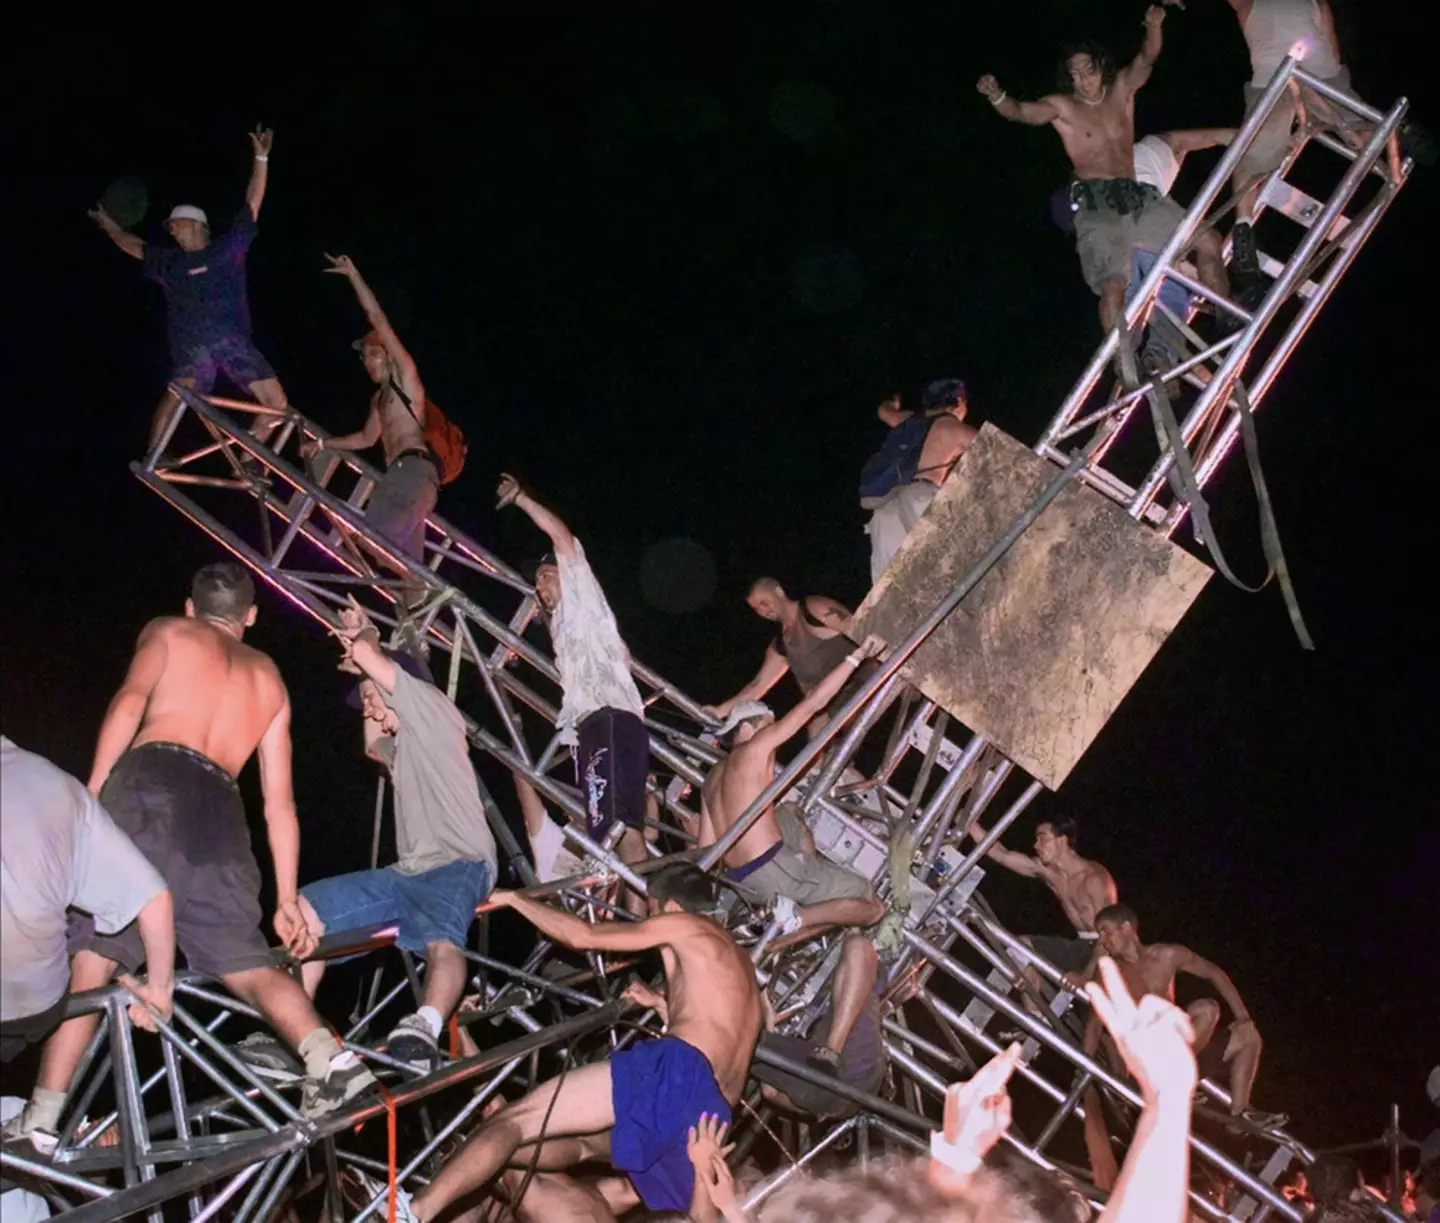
[1165,0,1407,307]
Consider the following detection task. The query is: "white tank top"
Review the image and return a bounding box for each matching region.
[1243,0,1341,86]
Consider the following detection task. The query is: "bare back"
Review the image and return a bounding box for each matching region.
[372,378,427,466]
[1048,89,1141,181]
[659,915,764,1102]
[131,617,286,777]
[700,741,784,868]
[917,415,978,487]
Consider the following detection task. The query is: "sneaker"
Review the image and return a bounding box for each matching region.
[301,1053,379,1119]
[234,1032,304,1082]
[0,1110,58,1156]
[1230,222,1260,282]
[342,1167,421,1223]
[386,1013,441,1071]
[772,896,804,937]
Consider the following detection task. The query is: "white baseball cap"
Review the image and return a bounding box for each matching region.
[716,701,774,738]
[166,204,209,227]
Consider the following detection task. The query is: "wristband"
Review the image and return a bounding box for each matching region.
[254,154,269,162]
[844,652,863,668]
[990,91,1008,107]
[930,1128,983,1177]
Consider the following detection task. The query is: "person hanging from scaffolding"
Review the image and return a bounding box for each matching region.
[1079,903,1285,1189]
[368,864,763,1221]
[302,255,442,604]
[963,814,1118,1004]
[977,8,1235,349]
[87,127,290,456]
[496,474,652,910]
[1164,0,1430,309]
[698,641,887,1074]
[859,379,978,585]
[246,600,496,1073]
[8,563,377,1141]
[701,578,867,741]
[0,738,176,1092]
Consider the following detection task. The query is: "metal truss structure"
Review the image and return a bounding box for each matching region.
[1,56,1414,1223]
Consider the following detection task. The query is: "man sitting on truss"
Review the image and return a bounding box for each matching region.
[1080,902,1283,1187]
[378,864,762,1221]
[263,601,496,1071]
[496,474,653,909]
[699,640,887,1072]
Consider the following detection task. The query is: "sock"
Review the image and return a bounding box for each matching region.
[415,1006,443,1038]
[26,1087,66,1133]
[297,1028,359,1079]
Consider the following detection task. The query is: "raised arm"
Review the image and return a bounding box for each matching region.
[964,818,1044,878]
[256,685,314,957]
[1157,127,1237,157]
[324,254,425,414]
[1119,6,1167,94]
[87,205,145,260]
[245,127,273,219]
[494,890,696,954]
[1175,947,1252,1023]
[752,637,880,750]
[512,770,550,840]
[496,475,577,557]
[89,621,168,793]
[703,644,790,720]
[977,75,1062,126]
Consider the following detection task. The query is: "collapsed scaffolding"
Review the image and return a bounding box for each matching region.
[1,56,1415,1223]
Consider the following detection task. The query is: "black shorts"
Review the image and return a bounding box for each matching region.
[575,708,650,839]
[1028,934,1098,975]
[72,743,273,977]
[0,990,70,1064]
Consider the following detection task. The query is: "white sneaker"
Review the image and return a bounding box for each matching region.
[386,1013,441,1071]
[772,896,804,936]
[0,1109,58,1156]
[344,1167,422,1223]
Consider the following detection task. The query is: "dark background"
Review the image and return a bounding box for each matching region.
[3,2,1435,1153]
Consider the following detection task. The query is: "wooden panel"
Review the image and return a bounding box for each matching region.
[851,424,1212,789]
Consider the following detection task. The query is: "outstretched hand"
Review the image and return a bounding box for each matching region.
[1085,957,1197,1102]
[688,1112,736,1174]
[856,633,888,661]
[622,980,666,1012]
[250,126,274,158]
[87,204,113,227]
[1144,4,1167,27]
[496,473,523,510]
[323,253,358,279]
[976,74,1003,101]
[117,973,173,1032]
[930,1042,1021,1186]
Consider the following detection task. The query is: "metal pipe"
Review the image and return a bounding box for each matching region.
[917,780,1044,925]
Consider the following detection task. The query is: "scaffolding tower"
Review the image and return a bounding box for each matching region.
[0,57,1415,1223]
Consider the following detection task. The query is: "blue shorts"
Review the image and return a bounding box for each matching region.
[610,1036,730,1212]
[301,859,492,956]
[171,333,277,395]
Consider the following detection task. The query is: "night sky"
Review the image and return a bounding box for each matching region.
[4,2,1435,1155]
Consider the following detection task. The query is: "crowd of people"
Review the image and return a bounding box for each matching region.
[3,1,1433,1220]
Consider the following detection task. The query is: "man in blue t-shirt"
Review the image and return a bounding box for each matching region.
[87,128,289,453]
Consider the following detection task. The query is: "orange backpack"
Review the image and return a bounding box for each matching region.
[391,379,468,485]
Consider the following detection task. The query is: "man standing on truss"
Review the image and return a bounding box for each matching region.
[1081,902,1283,1186]
[385,864,762,1221]
[302,254,440,580]
[496,474,652,902]
[9,563,377,1139]
[87,128,289,454]
[978,8,1234,340]
[702,578,864,740]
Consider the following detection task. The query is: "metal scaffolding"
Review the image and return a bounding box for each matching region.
[1,56,1412,1223]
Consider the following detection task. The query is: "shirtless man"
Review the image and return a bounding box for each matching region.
[699,641,886,1069]
[1081,903,1279,1186]
[979,8,1231,337]
[966,815,1117,990]
[703,579,863,739]
[862,378,978,584]
[302,254,438,578]
[18,563,376,1128]
[391,864,762,1220]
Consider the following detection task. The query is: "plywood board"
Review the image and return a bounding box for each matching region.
[851,424,1211,789]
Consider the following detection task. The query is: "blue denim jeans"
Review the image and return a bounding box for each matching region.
[301,859,492,955]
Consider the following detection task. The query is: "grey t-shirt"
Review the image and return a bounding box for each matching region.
[1,737,167,1022]
[385,669,498,877]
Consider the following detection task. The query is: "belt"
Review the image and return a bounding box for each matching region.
[727,839,785,883]
[1071,177,1155,216]
[391,447,437,468]
[130,741,239,791]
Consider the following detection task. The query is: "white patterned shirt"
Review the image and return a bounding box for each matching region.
[552,541,646,744]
